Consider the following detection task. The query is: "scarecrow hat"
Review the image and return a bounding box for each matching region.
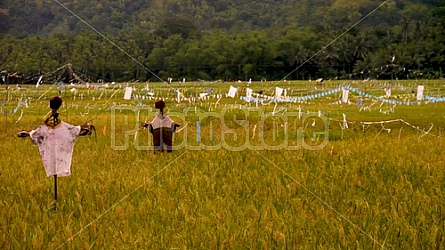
[50,96,63,110]
[155,100,165,109]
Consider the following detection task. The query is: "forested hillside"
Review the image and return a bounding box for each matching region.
[0,0,444,82]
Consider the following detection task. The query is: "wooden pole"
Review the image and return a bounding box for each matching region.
[54,174,57,211]
[5,86,9,126]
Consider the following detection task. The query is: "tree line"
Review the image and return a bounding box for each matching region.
[0,0,444,83]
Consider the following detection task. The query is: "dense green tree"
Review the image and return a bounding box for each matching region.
[0,0,444,81]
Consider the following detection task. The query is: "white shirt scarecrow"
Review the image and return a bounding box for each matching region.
[18,96,94,177]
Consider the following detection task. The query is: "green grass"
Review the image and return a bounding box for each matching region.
[1,80,445,249]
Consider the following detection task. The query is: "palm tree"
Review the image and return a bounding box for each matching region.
[292,44,309,79]
[336,35,354,74]
[352,33,373,61]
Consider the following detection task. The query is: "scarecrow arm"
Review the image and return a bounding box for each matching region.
[172,122,181,133]
[141,122,154,133]
[79,122,95,136]
[17,130,30,138]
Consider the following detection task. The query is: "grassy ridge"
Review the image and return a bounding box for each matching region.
[1,80,444,249]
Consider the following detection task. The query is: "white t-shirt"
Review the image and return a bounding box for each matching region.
[29,122,81,177]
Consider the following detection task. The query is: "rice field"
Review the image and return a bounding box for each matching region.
[1,80,444,249]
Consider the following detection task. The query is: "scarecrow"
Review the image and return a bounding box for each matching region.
[18,96,95,177]
[142,100,180,152]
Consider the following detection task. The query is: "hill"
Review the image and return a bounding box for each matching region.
[0,0,444,82]
[1,0,443,35]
